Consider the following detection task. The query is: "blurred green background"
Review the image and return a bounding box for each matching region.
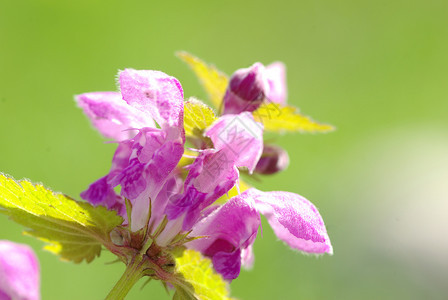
[1,0,447,299]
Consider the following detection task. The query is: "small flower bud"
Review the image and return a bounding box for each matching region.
[254,145,289,175]
[223,63,269,114]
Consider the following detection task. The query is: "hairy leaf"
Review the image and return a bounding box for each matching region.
[177,52,228,109]
[253,103,335,133]
[173,249,232,300]
[184,98,217,137]
[0,174,123,263]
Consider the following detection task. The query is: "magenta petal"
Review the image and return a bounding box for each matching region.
[165,149,239,229]
[129,139,185,231]
[111,159,148,200]
[80,176,126,219]
[205,112,263,172]
[76,92,150,141]
[189,150,239,205]
[119,69,184,130]
[212,249,242,280]
[80,176,120,206]
[187,191,261,279]
[0,241,40,300]
[250,189,333,254]
[265,62,287,104]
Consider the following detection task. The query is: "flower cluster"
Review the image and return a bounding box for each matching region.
[76,54,333,281]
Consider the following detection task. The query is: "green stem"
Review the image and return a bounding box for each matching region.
[105,255,145,300]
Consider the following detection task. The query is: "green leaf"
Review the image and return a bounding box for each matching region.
[173,249,232,300]
[253,103,335,133]
[0,174,123,263]
[184,98,217,137]
[177,51,229,109]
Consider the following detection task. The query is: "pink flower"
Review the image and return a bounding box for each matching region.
[0,241,40,300]
[77,65,332,281]
[77,69,185,231]
[165,112,263,230]
[187,188,332,280]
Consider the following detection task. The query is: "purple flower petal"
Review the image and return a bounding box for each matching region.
[165,149,239,229]
[211,249,242,280]
[119,69,184,131]
[0,241,40,300]
[249,189,333,254]
[265,62,287,104]
[205,112,263,173]
[128,139,185,231]
[76,92,150,141]
[80,176,123,208]
[187,191,261,279]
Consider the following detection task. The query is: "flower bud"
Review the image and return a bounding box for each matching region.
[223,63,269,114]
[254,145,289,175]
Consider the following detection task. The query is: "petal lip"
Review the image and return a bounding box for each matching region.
[119,69,184,131]
[187,190,261,279]
[249,189,333,255]
[75,91,150,141]
[165,149,239,230]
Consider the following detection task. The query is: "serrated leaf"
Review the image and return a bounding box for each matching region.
[177,52,228,109]
[184,98,217,137]
[173,249,232,300]
[253,103,335,133]
[0,174,123,263]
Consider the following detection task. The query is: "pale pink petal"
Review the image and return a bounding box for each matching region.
[205,112,263,173]
[265,62,287,104]
[240,244,255,269]
[0,241,40,300]
[249,189,333,254]
[119,69,184,131]
[76,92,150,141]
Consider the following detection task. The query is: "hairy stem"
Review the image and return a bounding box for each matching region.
[105,255,145,300]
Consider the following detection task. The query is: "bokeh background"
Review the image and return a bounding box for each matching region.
[1,0,447,299]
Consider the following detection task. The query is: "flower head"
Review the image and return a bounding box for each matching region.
[76,56,332,282]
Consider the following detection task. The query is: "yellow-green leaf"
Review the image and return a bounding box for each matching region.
[253,103,335,133]
[177,51,229,109]
[173,249,232,300]
[184,98,217,137]
[0,174,123,263]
